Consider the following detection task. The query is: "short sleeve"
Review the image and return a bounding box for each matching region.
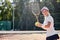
[47,16,53,22]
[41,16,53,29]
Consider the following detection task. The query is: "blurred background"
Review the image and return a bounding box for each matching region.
[0,0,60,31]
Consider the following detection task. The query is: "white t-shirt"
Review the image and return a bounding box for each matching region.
[42,15,57,37]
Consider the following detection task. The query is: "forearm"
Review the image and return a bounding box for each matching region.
[41,22,51,30]
[35,22,49,30]
[36,23,47,30]
[40,24,47,30]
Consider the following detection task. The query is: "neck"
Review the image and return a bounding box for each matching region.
[44,14,50,17]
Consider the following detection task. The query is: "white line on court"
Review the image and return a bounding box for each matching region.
[0,31,60,34]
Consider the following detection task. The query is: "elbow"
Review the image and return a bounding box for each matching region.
[45,22,51,28]
[45,25,50,28]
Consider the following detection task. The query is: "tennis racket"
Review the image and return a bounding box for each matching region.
[29,0,40,22]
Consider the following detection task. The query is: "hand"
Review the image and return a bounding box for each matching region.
[35,22,42,27]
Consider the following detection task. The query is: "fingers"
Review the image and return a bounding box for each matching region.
[35,22,41,27]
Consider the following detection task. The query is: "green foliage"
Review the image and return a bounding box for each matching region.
[0,0,13,21]
[57,0,60,2]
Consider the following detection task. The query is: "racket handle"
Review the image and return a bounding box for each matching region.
[36,16,39,22]
[37,18,39,22]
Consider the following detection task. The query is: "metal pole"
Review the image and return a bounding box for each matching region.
[12,1,15,31]
[12,3,15,31]
[13,6,14,31]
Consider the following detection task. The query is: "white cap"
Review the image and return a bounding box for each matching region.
[41,6,49,12]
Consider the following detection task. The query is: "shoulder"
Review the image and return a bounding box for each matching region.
[47,15,54,22]
[47,15,53,19]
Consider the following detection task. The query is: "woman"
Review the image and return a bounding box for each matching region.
[35,6,59,40]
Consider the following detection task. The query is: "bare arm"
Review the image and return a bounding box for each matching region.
[44,22,51,28]
[35,22,51,29]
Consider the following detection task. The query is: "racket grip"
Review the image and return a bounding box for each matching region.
[37,18,39,22]
[36,16,39,22]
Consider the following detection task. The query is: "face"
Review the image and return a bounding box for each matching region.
[42,9,49,16]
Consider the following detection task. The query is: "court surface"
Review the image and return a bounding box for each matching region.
[0,31,60,40]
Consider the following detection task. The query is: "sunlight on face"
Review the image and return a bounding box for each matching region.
[42,9,49,16]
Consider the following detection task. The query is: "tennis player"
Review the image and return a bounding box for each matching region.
[35,6,59,40]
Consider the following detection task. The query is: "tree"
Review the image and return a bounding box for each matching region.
[0,0,13,30]
[0,0,12,21]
